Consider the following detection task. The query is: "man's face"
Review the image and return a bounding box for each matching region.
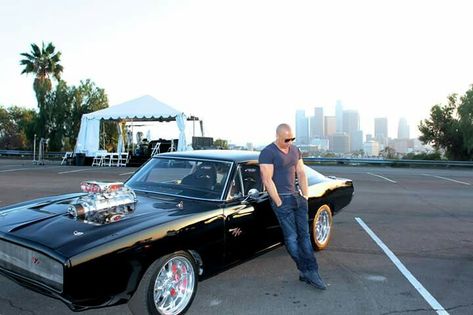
[277,128,295,149]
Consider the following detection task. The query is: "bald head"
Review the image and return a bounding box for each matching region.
[276,123,292,136]
[274,123,295,149]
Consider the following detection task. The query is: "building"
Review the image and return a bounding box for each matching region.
[335,100,343,133]
[343,110,361,152]
[351,129,364,152]
[398,117,410,139]
[295,110,310,145]
[324,116,336,137]
[374,117,388,148]
[330,133,350,154]
[310,107,324,139]
[364,140,380,157]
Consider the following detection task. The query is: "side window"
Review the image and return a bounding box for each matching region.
[241,165,263,195]
[228,168,243,199]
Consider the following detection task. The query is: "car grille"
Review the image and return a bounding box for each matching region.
[0,239,63,292]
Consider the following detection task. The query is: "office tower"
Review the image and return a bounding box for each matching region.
[366,134,373,142]
[331,133,350,154]
[351,129,364,152]
[364,140,380,157]
[375,117,388,139]
[342,110,360,134]
[343,110,361,152]
[374,117,388,148]
[310,107,324,139]
[398,118,410,139]
[335,100,343,132]
[295,110,310,145]
[324,116,336,137]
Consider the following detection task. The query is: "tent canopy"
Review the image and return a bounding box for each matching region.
[83,95,195,121]
[75,95,197,156]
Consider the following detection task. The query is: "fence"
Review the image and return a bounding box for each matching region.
[302,157,473,168]
[1,150,473,168]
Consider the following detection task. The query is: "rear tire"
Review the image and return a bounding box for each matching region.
[311,204,333,251]
[128,251,198,315]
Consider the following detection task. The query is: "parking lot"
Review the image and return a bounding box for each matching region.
[1,159,472,315]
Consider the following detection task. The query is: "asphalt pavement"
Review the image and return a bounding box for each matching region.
[0,159,472,315]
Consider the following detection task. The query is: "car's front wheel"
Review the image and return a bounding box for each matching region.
[311,204,333,251]
[129,251,198,315]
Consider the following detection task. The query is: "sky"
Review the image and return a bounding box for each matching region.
[1,0,473,146]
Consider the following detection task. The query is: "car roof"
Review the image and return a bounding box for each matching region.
[158,150,260,163]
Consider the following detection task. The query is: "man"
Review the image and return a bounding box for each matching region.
[259,123,326,290]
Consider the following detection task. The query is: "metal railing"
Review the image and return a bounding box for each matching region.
[303,157,473,168]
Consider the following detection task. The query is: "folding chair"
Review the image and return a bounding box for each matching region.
[61,152,73,165]
[151,142,161,156]
[118,152,129,167]
[91,152,103,166]
[109,153,119,167]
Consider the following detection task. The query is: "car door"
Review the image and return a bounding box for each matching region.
[223,162,282,264]
[240,162,282,250]
[223,164,259,264]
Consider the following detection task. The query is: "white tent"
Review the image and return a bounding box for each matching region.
[75,95,197,156]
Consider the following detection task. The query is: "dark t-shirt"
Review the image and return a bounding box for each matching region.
[259,143,302,194]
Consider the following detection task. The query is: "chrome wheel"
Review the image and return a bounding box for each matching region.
[312,204,333,250]
[153,256,195,315]
[316,209,331,244]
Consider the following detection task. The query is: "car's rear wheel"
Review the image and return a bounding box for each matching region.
[129,251,198,315]
[311,204,333,251]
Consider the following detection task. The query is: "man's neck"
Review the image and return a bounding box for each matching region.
[274,141,289,153]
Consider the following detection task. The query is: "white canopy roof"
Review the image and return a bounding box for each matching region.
[83,95,183,121]
[75,95,194,156]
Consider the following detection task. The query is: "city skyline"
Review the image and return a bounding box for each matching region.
[295,103,419,154]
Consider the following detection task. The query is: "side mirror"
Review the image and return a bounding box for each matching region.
[241,189,261,205]
[247,188,259,196]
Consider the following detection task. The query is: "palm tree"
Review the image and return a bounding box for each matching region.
[20,42,63,137]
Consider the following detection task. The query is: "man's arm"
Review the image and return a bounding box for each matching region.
[260,163,282,207]
[296,159,309,199]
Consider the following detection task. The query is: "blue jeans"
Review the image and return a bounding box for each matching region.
[271,193,319,273]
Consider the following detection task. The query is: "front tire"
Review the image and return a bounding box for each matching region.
[128,251,198,315]
[311,204,333,251]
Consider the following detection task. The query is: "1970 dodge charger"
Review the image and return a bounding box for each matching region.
[0,150,353,315]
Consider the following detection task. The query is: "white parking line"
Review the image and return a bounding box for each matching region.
[422,174,471,186]
[119,171,135,176]
[58,169,90,174]
[355,217,449,315]
[366,172,397,183]
[0,168,32,173]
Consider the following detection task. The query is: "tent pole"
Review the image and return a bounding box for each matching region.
[131,119,134,155]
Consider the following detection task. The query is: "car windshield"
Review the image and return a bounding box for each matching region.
[126,157,233,200]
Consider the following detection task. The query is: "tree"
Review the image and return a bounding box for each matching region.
[214,139,229,149]
[418,92,471,160]
[20,42,63,138]
[458,85,473,157]
[0,105,37,149]
[67,79,109,148]
[46,81,73,151]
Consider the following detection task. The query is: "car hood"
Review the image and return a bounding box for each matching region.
[0,191,219,258]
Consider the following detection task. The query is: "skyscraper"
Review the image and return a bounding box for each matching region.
[398,118,410,139]
[335,100,343,133]
[374,117,388,148]
[295,110,310,145]
[343,110,362,152]
[324,116,336,137]
[374,117,388,139]
[310,107,324,139]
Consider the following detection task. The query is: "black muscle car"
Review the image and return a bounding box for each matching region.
[0,150,354,315]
